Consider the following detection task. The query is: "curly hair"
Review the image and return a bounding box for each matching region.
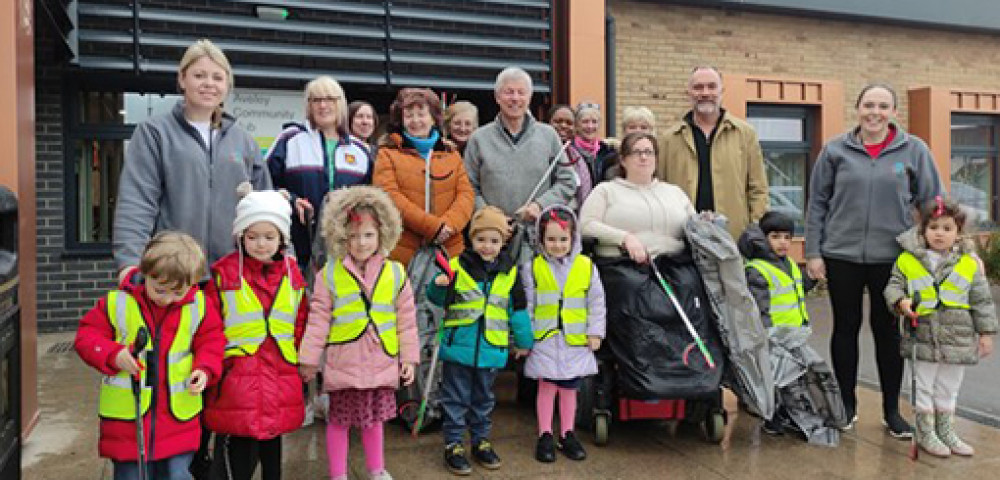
[388,87,443,133]
[320,186,402,261]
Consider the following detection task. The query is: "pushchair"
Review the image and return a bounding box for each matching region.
[577,252,728,445]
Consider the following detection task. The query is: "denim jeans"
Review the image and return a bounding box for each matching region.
[440,361,499,446]
[114,452,194,480]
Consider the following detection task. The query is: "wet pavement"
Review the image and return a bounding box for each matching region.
[22,291,1000,479]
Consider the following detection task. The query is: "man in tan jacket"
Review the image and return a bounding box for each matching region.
[658,66,768,239]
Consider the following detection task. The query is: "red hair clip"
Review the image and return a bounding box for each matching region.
[548,209,569,231]
[933,195,945,218]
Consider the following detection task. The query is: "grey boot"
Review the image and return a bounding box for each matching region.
[916,413,950,457]
[935,411,974,456]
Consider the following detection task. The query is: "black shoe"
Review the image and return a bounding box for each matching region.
[472,439,502,469]
[762,418,785,435]
[839,405,858,431]
[444,443,472,476]
[558,431,587,461]
[883,411,913,439]
[535,432,556,463]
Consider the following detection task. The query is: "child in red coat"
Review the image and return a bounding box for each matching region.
[203,184,308,480]
[75,231,225,480]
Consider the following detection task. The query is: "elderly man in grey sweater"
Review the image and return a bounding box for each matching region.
[464,67,575,263]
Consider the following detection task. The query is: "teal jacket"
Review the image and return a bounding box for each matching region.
[427,249,533,369]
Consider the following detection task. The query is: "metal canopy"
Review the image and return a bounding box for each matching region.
[69,0,553,92]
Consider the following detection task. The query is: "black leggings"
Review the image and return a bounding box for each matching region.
[213,435,283,480]
[825,258,902,416]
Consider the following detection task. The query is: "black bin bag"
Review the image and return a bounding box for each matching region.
[596,252,725,400]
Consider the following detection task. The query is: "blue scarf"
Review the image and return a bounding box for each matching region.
[404,128,440,159]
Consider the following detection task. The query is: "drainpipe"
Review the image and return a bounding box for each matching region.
[605,12,616,137]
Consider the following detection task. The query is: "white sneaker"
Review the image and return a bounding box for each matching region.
[369,470,393,480]
[314,393,329,422]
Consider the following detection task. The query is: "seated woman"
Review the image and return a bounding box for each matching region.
[579,132,722,400]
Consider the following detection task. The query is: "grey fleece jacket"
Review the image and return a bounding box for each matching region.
[463,114,574,215]
[805,126,942,264]
[113,100,272,270]
[884,228,997,364]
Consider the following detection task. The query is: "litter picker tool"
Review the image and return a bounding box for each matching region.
[649,256,716,370]
[523,141,572,207]
[412,246,456,437]
[906,291,921,461]
[131,326,150,480]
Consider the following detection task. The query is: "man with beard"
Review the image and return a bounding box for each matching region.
[659,66,768,239]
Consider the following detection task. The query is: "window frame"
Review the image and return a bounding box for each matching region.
[61,76,176,256]
[950,113,999,226]
[747,104,817,235]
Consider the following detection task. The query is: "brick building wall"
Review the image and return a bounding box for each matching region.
[609,1,1000,134]
[34,19,118,332]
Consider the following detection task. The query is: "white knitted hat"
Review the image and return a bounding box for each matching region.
[232,183,292,243]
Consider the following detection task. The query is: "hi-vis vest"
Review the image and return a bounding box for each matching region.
[218,273,303,363]
[324,259,404,356]
[895,252,977,315]
[746,259,809,327]
[99,290,205,421]
[532,255,591,345]
[443,258,516,347]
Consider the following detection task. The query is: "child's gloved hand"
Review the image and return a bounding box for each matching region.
[114,348,143,377]
[587,336,602,351]
[400,363,415,387]
[434,273,450,287]
[299,363,319,383]
[188,369,208,394]
[979,335,994,358]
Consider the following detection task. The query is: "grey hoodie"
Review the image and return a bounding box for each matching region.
[113,100,272,269]
[805,126,942,264]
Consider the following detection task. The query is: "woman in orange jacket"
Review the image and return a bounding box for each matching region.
[373,88,475,265]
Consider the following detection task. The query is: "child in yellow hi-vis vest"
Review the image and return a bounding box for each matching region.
[298,186,419,480]
[521,204,606,464]
[74,231,225,479]
[738,211,817,436]
[427,206,534,476]
[885,196,996,458]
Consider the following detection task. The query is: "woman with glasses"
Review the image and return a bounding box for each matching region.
[266,75,374,270]
[580,132,693,263]
[566,102,618,208]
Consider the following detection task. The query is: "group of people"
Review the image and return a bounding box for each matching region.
[72,38,996,480]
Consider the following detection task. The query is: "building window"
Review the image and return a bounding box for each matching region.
[950,114,997,229]
[64,90,181,254]
[747,105,816,235]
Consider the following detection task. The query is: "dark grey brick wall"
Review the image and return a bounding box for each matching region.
[35,12,117,332]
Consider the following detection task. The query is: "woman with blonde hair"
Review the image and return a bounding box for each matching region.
[266,75,374,270]
[443,100,479,156]
[621,106,656,136]
[112,38,271,480]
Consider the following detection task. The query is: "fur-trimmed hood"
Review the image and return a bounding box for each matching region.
[320,185,403,261]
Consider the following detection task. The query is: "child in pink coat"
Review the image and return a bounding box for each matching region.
[298,186,419,480]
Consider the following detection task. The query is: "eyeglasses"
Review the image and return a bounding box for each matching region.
[309,96,341,104]
[630,149,656,158]
[574,101,601,114]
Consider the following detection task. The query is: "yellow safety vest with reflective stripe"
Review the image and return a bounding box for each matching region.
[443,258,515,347]
[895,252,977,315]
[531,255,591,345]
[746,259,809,327]
[99,290,206,421]
[217,273,303,363]
[324,259,403,356]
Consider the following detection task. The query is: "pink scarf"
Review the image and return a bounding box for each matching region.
[574,136,600,156]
